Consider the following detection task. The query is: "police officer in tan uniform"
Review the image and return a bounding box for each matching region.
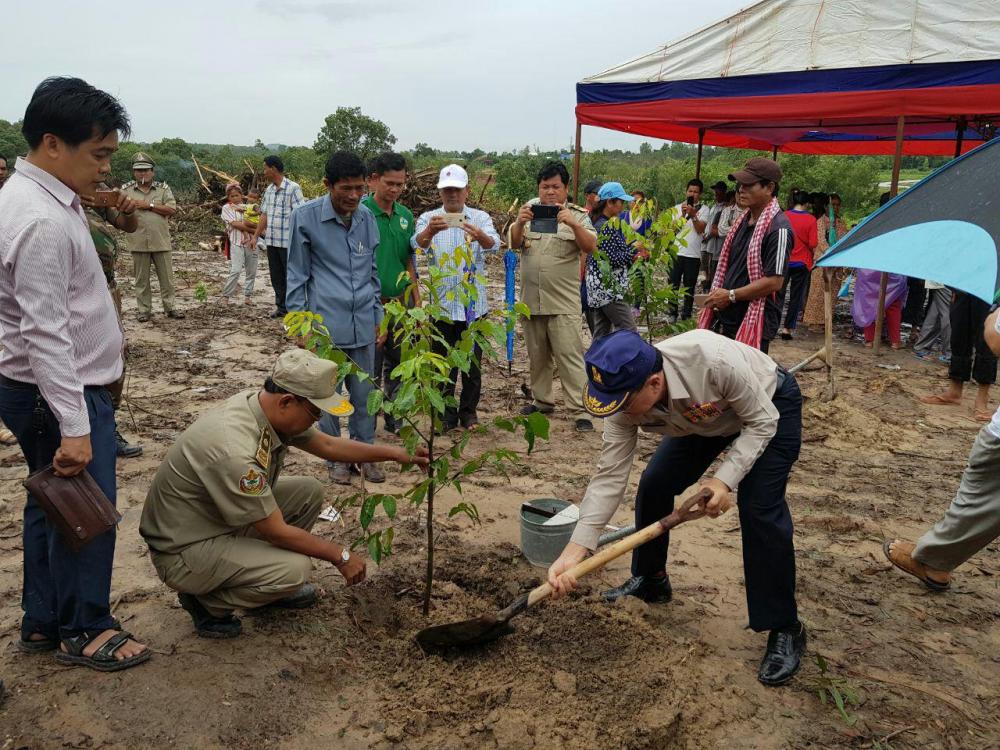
[80,184,144,458]
[119,152,183,321]
[510,161,597,431]
[139,349,428,638]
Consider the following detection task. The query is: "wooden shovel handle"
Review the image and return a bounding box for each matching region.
[526,488,712,607]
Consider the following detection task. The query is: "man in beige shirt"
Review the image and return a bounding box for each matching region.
[120,152,183,322]
[547,328,805,686]
[510,161,597,431]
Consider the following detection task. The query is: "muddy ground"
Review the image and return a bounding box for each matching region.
[1,239,998,750]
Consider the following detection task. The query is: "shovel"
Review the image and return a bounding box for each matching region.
[415,488,711,652]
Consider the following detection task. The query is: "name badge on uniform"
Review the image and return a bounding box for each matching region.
[256,428,272,470]
[682,401,723,424]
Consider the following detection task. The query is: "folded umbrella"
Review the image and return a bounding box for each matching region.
[504,249,518,374]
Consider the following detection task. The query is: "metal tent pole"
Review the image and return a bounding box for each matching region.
[954,116,966,158]
[694,128,705,179]
[872,115,906,355]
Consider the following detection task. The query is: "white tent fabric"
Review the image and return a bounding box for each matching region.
[583,0,1000,84]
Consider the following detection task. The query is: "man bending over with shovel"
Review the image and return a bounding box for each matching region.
[140,349,428,638]
[547,329,805,685]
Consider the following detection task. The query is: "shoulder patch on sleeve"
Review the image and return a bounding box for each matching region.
[239,467,268,495]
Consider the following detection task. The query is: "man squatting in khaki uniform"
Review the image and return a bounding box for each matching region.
[119,152,183,321]
[139,349,429,638]
[510,161,597,432]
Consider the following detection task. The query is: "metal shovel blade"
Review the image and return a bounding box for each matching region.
[415,614,515,652]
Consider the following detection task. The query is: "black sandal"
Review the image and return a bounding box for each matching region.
[56,630,151,672]
[20,616,121,654]
[178,593,242,638]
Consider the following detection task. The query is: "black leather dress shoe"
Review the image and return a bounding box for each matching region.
[601,575,672,603]
[758,622,806,686]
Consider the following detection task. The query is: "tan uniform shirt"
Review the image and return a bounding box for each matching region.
[140,390,318,554]
[119,180,176,252]
[518,199,596,315]
[571,329,782,549]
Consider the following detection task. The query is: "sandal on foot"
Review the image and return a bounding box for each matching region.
[883,540,950,591]
[18,633,58,653]
[971,409,992,423]
[56,630,151,672]
[919,394,961,406]
[178,593,242,638]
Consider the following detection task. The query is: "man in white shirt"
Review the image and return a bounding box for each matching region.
[670,179,710,320]
[412,164,501,430]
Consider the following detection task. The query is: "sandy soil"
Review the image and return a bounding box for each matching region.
[1,240,997,750]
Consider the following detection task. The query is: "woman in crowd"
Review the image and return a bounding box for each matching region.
[220,183,259,305]
[803,193,850,332]
[585,182,640,339]
[853,269,908,348]
[778,189,818,340]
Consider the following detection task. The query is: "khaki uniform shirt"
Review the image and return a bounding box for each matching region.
[119,180,176,252]
[140,390,318,554]
[571,329,782,550]
[86,196,123,288]
[518,199,596,315]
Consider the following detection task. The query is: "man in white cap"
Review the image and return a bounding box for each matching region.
[412,164,500,431]
[139,348,429,639]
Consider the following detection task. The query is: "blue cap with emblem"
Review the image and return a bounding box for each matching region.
[583,330,660,417]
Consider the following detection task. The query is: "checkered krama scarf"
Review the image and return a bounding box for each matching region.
[697,197,782,349]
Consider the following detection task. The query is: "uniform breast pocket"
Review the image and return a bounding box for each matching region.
[351,239,374,258]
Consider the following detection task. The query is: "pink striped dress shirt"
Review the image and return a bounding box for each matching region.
[0,157,124,437]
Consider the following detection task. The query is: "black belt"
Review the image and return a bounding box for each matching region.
[0,374,109,391]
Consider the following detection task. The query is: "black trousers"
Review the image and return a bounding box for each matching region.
[669,255,701,320]
[631,373,802,632]
[949,290,997,385]
[434,320,482,428]
[266,245,288,314]
[780,265,810,330]
[375,315,405,431]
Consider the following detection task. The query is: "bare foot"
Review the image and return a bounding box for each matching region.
[61,629,148,661]
[919,393,961,405]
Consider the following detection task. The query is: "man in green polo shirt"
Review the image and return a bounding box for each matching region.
[363,152,420,434]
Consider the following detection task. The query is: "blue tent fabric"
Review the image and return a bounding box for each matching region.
[818,137,1000,304]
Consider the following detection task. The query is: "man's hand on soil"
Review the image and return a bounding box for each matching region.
[700,477,733,518]
[547,543,588,599]
[335,553,367,586]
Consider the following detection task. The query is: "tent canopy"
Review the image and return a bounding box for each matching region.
[576,0,1000,155]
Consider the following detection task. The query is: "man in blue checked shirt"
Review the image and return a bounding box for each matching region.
[412,164,500,431]
[286,151,387,485]
[255,155,305,319]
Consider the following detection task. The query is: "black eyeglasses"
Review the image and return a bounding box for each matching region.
[297,397,322,422]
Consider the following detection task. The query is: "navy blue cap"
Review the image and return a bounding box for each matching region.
[583,330,660,417]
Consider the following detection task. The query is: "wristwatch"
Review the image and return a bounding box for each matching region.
[149,200,155,210]
[338,548,350,565]
[728,288,737,304]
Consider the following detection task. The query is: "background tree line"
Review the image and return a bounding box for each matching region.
[0,110,947,223]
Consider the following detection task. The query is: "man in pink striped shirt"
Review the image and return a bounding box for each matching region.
[0,77,149,671]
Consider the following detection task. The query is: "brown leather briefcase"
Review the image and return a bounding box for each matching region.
[22,465,121,551]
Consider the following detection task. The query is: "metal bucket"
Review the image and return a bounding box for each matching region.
[519,498,578,568]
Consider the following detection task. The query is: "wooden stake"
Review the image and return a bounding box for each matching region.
[191,154,210,192]
[872,115,905,355]
[695,128,706,179]
[572,120,582,204]
[771,145,779,160]
[823,267,836,400]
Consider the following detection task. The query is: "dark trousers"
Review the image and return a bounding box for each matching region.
[0,377,118,640]
[631,374,802,632]
[780,265,810,330]
[902,276,927,326]
[375,321,404,431]
[266,245,288,314]
[949,291,997,385]
[434,320,482,428]
[585,301,637,340]
[669,255,701,320]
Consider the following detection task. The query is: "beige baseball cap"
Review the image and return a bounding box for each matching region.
[271,349,353,417]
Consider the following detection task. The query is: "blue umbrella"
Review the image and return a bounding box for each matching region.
[817,137,1000,304]
[504,249,518,374]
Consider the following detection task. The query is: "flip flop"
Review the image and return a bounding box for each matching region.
[919,394,961,406]
[882,540,950,591]
[971,410,993,423]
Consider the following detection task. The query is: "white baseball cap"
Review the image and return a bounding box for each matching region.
[437,164,469,189]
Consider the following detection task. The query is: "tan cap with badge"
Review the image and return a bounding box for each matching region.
[271,349,353,417]
[131,152,155,170]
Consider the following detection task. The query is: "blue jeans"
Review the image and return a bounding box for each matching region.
[319,343,376,463]
[0,377,118,640]
[630,373,802,632]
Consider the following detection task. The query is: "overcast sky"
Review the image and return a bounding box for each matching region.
[2,0,748,153]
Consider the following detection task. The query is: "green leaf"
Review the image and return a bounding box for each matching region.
[426,387,446,415]
[493,417,515,432]
[525,410,550,441]
[448,501,481,524]
[367,389,384,416]
[367,534,382,564]
[382,495,397,519]
[359,495,378,529]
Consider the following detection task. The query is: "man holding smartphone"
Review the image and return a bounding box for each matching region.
[510,161,597,432]
[670,179,710,320]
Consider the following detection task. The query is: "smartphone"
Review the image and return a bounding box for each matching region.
[92,190,120,207]
[530,204,560,233]
[686,196,695,206]
[693,293,710,307]
[444,213,466,228]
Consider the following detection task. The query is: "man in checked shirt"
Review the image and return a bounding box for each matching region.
[0,77,149,671]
